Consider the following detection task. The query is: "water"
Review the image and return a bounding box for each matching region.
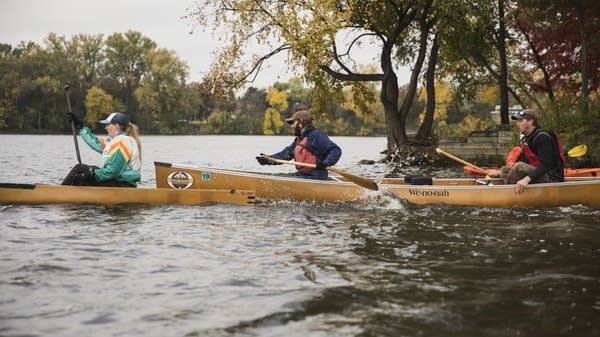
[1,135,599,337]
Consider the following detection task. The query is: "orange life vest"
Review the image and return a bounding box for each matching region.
[293,137,317,173]
[505,146,522,167]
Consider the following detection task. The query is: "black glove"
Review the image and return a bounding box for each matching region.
[67,112,83,131]
[86,165,99,180]
[316,161,328,170]
[256,153,273,165]
[72,163,90,174]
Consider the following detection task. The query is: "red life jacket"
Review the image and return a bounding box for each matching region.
[294,136,317,173]
[520,129,565,167]
[505,146,522,167]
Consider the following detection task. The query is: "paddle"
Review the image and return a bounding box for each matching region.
[567,144,587,157]
[260,155,379,191]
[435,147,493,177]
[65,85,81,164]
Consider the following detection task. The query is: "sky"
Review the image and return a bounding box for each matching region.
[0,0,295,88]
[0,0,410,90]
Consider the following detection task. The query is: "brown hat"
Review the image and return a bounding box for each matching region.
[511,110,537,122]
[286,110,312,124]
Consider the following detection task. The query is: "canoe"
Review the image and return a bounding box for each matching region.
[154,162,600,208]
[384,179,600,208]
[463,165,600,177]
[154,161,368,202]
[0,183,256,206]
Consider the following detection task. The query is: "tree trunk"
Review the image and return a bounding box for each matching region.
[416,35,439,141]
[380,41,402,158]
[497,0,510,125]
[575,0,589,115]
[398,0,432,144]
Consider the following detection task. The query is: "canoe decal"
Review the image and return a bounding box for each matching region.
[167,171,194,190]
[408,189,450,197]
[201,171,211,181]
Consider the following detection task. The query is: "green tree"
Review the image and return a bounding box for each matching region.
[103,31,156,125]
[4,41,64,132]
[134,48,190,133]
[84,86,113,129]
[207,109,233,134]
[236,87,268,119]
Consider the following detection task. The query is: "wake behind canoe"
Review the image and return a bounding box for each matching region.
[0,183,255,206]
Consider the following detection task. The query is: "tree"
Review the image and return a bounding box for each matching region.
[237,87,268,119]
[416,35,439,141]
[436,0,516,126]
[272,76,310,117]
[190,0,437,158]
[84,86,113,129]
[341,66,386,136]
[103,31,156,124]
[515,0,600,114]
[134,48,190,133]
[263,86,286,135]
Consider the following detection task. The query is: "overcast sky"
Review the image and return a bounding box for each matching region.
[1,0,409,89]
[0,0,297,88]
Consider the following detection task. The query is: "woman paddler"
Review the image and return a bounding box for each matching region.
[62,112,142,187]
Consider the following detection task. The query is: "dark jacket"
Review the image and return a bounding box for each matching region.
[270,127,342,180]
[519,127,564,182]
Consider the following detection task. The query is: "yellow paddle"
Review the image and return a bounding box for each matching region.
[435,148,493,177]
[567,144,587,157]
[260,155,379,191]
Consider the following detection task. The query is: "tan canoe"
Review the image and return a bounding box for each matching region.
[384,179,600,208]
[155,161,600,208]
[155,161,369,202]
[0,183,256,206]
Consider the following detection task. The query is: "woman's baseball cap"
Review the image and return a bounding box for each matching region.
[100,112,129,127]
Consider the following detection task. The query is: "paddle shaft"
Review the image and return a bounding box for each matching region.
[261,156,378,191]
[65,85,81,164]
[436,148,492,176]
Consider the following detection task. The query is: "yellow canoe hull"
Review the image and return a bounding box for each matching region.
[384,180,600,208]
[155,161,367,202]
[0,183,256,206]
[155,162,600,208]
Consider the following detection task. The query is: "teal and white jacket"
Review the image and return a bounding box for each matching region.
[79,127,141,186]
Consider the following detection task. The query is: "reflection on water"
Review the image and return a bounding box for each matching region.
[1,135,599,337]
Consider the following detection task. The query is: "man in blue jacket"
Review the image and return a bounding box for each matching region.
[256,110,341,180]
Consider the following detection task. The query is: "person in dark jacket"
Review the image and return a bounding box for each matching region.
[256,110,341,180]
[492,110,564,194]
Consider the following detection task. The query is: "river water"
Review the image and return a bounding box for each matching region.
[1,135,599,337]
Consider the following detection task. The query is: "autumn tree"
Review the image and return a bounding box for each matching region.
[341,67,385,136]
[514,0,600,114]
[263,86,286,135]
[189,0,434,158]
[84,86,113,129]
